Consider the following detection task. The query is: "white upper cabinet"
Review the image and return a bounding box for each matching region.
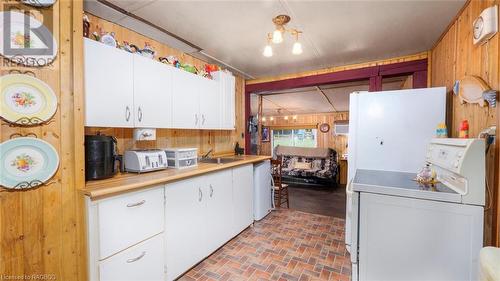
[212,71,236,130]
[171,69,200,129]
[133,55,173,128]
[198,77,220,129]
[84,40,236,130]
[84,38,134,127]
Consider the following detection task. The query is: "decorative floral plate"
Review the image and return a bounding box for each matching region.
[20,0,57,7]
[0,137,59,189]
[0,11,58,67]
[0,74,57,125]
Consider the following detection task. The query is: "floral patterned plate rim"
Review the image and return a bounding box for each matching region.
[0,137,59,189]
[0,11,58,67]
[0,74,57,125]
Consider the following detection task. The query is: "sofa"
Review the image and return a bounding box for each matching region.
[274,145,338,186]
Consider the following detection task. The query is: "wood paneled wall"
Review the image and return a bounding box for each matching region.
[259,112,349,157]
[0,1,86,280]
[430,0,499,245]
[84,14,246,157]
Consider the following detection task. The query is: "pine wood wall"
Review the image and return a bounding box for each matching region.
[0,1,86,280]
[259,112,349,157]
[430,0,499,245]
[84,14,246,157]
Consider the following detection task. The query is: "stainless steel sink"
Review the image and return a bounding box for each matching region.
[199,157,241,164]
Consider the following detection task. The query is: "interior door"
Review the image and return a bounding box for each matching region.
[205,170,233,254]
[232,165,254,236]
[198,77,220,129]
[84,38,134,127]
[133,55,173,128]
[171,69,200,129]
[164,177,207,281]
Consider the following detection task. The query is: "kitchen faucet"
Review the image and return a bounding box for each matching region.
[201,149,213,159]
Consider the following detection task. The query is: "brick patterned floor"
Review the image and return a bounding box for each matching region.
[179,209,351,281]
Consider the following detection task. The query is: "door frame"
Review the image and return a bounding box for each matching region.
[244,59,428,154]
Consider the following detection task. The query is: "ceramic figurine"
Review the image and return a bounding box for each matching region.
[205,64,219,74]
[100,32,117,48]
[118,41,134,53]
[83,14,90,38]
[130,42,156,59]
[182,64,198,74]
[140,42,156,59]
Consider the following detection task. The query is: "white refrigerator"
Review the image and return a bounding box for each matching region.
[345,87,446,253]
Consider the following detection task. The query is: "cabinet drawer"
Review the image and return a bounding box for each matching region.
[99,234,165,281]
[98,187,164,259]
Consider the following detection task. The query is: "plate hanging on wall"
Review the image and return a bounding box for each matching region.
[0,137,59,189]
[20,0,57,7]
[0,74,57,126]
[0,11,58,67]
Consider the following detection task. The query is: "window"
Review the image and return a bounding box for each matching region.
[272,129,317,150]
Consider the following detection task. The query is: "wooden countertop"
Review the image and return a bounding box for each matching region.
[82,155,271,200]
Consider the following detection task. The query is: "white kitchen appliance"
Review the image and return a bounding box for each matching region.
[124,149,168,173]
[346,87,446,252]
[253,160,272,220]
[163,148,198,169]
[350,138,485,281]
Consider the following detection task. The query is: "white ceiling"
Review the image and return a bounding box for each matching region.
[251,77,408,115]
[104,0,465,78]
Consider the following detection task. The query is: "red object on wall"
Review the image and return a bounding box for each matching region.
[459,120,469,138]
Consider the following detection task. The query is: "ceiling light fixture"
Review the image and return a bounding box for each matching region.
[263,14,303,57]
[263,34,273,57]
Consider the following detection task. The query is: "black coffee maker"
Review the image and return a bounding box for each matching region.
[85,134,122,180]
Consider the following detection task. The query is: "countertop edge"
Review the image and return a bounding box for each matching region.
[81,156,271,200]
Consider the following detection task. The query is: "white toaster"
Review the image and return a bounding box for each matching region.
[124,149,168,173]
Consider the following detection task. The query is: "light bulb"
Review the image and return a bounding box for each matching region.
[263,45,273,57]
[293,115,297,120]
[292,41,303,55]
[272,30,283,44]
[262,117,266,122]
[284,116,289,120]
[270,116,274,121]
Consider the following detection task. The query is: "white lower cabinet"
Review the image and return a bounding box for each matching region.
[99,234,165,281]
[165,166,253,281]
[87,165,256,281]
[86,186,165,281]
[205,169,234,253]
[164,176,208,281]
[232,164,254,236]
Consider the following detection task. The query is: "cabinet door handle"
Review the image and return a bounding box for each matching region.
[126,251,146,263]
[126,200,146,208]
[138,106,143,122]
[195,114,199,125]
[198,187,203,202]
[209,184,213,198]
[125,106,131,122]
[202,114,206,125]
